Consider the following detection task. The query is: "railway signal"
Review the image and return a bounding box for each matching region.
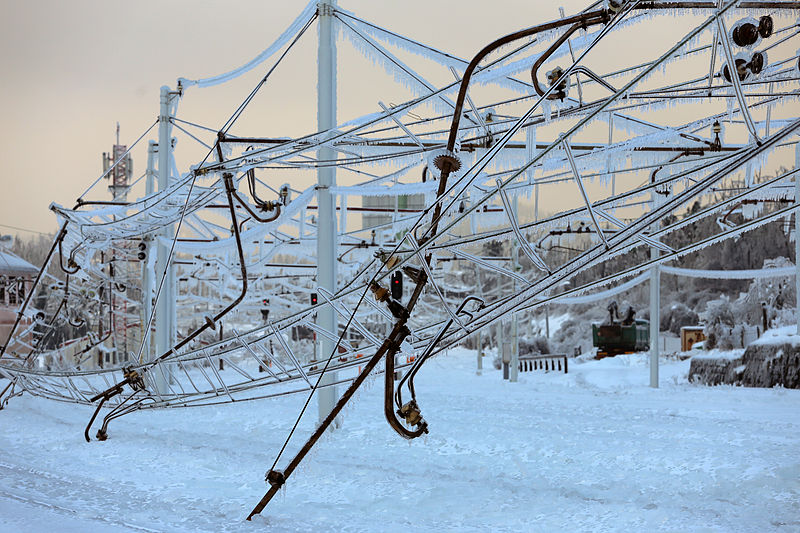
[391,271,402,300]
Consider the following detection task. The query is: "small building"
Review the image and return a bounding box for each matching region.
[680,326,706,352]
[0,250,39,352]
[362,194,426,236]
[0,250,38,306]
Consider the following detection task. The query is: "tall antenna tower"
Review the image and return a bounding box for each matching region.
[103,123,133,201]
[101,123,135,364]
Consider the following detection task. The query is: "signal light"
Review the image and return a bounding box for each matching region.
[310,292,318,305]
[391,271,403,300]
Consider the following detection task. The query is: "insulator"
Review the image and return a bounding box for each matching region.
[749,51,766,75]
[266,469,285,488]
[279,184,291,205]
[732,21,759,47]
[607,0,627,14]
[402,266,425,284]
[758,15,773,38]
[431,150,462,174]
[369,281,389,302]
[722,58,750,83]
[545,66,570,100]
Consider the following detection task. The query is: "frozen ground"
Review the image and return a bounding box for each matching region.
[1,349,798,532]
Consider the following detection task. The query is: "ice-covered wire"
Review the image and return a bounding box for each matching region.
[134,171,200,364]
[421,0,736,252]
[170,119,213,150]
[219,14,317,135]
[179,0,318,89]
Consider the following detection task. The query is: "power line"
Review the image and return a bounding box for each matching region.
[0,222,55,236]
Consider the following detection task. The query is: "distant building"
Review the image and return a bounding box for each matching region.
[362,194,425,237]
[0,250,39,352]
[0,250,38,306]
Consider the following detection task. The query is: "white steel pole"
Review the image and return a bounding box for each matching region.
[510,315,519,382]
[545,305,550,339]
[795,142,800,335]
[498,321,506,379]
[608,111,615,196]
[317,0,340,428]
[509,195,519,383]
[154,86,175,392]
[475,265,483,376]
[141,140,157,363]
[649,189,660,388]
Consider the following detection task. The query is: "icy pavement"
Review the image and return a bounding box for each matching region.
[1,349,798,532]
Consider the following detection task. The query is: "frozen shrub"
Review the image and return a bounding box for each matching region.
[519,336,550,356]
[701,258,796,346]
[661,302,700,335]
[702,295,735,350]
[551,317,594,356]
[739,257,795,329]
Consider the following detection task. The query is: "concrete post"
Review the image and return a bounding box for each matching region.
[141,140,156,363]
[317,0,340,428]
[509,317,519,382]
[795,142,800,335]
[154,86,175,392]
[650,189,660,388]
[476,330,482,376]
[545,305,550,340]
[510,194,519,382]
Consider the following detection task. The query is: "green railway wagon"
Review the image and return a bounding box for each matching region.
[592,318,649,358]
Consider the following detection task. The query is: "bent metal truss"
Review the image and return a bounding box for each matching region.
[0,0,798,518]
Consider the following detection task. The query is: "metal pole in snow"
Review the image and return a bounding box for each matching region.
[154,86,174,392]
[317,0,340,428]
[795,142,800,335]
[649,189,660,388]
[608,112,615,196]
[141,140,156,363]
[510,195,519,383]
[475,263,484,376]
[545,305,550,339]
[476,330,482,376]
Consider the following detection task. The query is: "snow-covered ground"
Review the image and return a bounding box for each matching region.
[1,349,798,532]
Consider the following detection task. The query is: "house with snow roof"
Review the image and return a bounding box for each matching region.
[0,249,39,353]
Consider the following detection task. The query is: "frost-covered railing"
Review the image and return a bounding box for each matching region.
[518,354,568,373]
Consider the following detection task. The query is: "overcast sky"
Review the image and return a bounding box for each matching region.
[3,0,784,241]
[0,0,617,238]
